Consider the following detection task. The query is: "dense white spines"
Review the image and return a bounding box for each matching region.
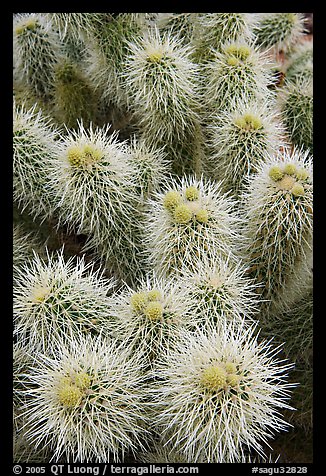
[46,122,144,281]
[48,123,135,232]
[150,322,294,463]
[13,13,63,101]
[254,13,306,52]
[15,333,149,462]
[285,40,313,84]
[109,274,197,366]
[204,40,275,113]
[280,77,313,152]
[157,13,198,44]
[13,249,115,350]
[241,148,313,310]
[183,255,261,327]
[46,13,102,40]
[144,176,241,278]
[127,137,170,200]
[11,12,313,463]
[52,60,98,129]
[123,28,200,148]
[13,101,58,220]
[192,13,258,62]
[85,14,144,109]
[13,225,40,269]
[208,98,286,195]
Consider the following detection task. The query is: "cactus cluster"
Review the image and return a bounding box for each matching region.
[13,12,313,464]
[254,13,306,53]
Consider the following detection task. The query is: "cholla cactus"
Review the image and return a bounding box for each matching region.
[260,262,312,433]
[241,148,313,311]
[183,255,261,328]
[11,12,313,463]
[208,98,286,195]
[144,176,241,278]
[127,136,170,200]
[267,245,313,320]
[280,77,313,152]
[13,341,41,409]
[263,284,313,366]
[285,40,313,83]
[13,225,40,269]
[192,13,258,62]
[157,13,198,44]
[46,13,101,40]
[15,333,149,462]
[13,13,62,101]
[122,27,200,168]
[47,123,135,232]
[85,14,144,109]
[13,342,55,462]
[46,122,143,281]
[150,322,294,463]
[13,101,59,220]
[52,60,98,129]
[109,273,197,366]
[13,249,115,351]
[254,13,306,52]
[204,40,274,113]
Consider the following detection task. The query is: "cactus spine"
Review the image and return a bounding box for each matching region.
[241,148,313,312]
[144,176,241,278]
[208,98,286,196]
[13,101,58,220]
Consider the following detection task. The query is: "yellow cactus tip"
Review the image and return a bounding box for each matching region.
[130,292,148,312]
[73,372,92,390]
[144,301,163,321]
[283,163,297,175]
[243,113,262,130]
[31,286,50,303]
[287,13,297,23]
[237,45,251,60]
[225,44,238,56]
[291,183,305,197]
[235,113,262,130]
[225,362,237,374]
[296,168,310,181]
[82,144,103,164]
[163,191,182,212]
[173,204,193,224]
[269,166,284,182]
[15,19,37,35]
[227,56,239,67]
[67,144,103,168]
[225,44,251,61]
[67,147,83,167]
[147,289,163,302]
[200,365,227,392]
[195,209,209,224]
[58,383,83,408]
[185,186,200,201]
[234,117,246,128]
[147,51,164,63]
[227,373,241,388]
